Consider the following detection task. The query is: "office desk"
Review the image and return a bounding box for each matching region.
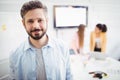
[70,54,120,80]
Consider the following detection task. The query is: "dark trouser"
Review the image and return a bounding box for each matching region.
[94,47,101,52]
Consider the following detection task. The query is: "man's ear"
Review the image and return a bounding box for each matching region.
[22,19,25,28]
[46,17,48,23]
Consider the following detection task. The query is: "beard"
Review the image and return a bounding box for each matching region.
[27,28,47,40]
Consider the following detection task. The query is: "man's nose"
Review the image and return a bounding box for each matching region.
[33,21,40,29]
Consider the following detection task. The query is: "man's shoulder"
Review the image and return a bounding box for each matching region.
[49,38,69,54]
[47,33,66,47]
[50,38,66,47]
[10,40,26,58]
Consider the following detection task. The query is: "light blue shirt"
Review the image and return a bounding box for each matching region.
[9,36,72,80]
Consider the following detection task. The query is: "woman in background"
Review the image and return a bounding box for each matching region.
[90,23,107,53]
[70,24,86,54]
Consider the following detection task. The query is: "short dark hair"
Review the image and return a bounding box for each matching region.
[20,0,47,19]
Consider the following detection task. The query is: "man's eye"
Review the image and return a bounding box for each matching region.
[38,19,43,22]
[28,20,34,23]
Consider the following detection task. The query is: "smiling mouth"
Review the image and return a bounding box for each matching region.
[31,29,40,32]
[31,29,41,34]
[35,30,40,33]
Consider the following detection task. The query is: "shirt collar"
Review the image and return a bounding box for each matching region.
[24,34,54,51]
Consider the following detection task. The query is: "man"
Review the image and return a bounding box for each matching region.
[9,0,72,80]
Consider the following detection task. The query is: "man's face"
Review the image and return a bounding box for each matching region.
[22,9,48,40]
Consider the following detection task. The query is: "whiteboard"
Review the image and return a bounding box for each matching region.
[54,5,88,28]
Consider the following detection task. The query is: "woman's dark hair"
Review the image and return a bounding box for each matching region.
[20,0,47,19]
[102,24,107,32]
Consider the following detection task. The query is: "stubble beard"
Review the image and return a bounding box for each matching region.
[28,29,47,40]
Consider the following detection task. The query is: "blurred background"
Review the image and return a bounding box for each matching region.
[0,0,120,79]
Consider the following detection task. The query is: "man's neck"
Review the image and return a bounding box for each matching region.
[29,34,48,49]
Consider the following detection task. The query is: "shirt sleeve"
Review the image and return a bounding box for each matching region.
[9,52,16,80]
[66,48,73,80]
[58,39,73,80]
